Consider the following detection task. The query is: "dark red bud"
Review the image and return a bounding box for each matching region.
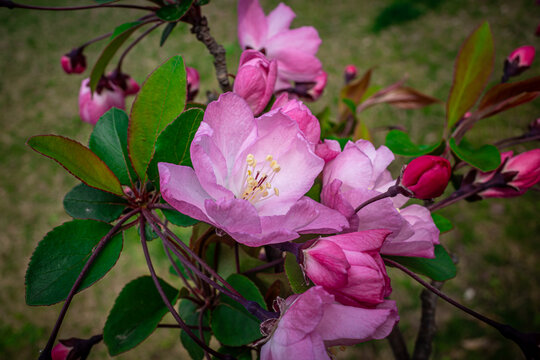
[401,155,451,199]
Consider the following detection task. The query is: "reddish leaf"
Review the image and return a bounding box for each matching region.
[367,86,440,109]
[477,76,540,113]
[446,22,494,129]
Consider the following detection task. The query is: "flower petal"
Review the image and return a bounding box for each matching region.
[266,3,295,38]
[266,27,322,56]
[204,197,262,237]
[238,0,268,50]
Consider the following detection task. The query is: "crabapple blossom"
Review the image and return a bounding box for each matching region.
[260,286,399,360]
[503,45,536,80]
[401,155,452,199]
[234,50,277,115]
[51,342,72,360]
[271,93,320,145]
[238,0,322,88]
[186,66,200,101]
[302,230,392,307]
[78,78,125,125]
[60,48,86,74]
[159,93,347,247]
[322,140,440,258]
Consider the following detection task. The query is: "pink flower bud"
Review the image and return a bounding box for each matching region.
[303,230,392,307]
[306,70,327,101]
[315,139,341,162]
[78,78,126,125]
[60,48,86,74]
[508,46,536,67]
[401,155,451,199]
[124,76,140,96]
[186,66,200,101]
[107,70,140,96]
[344,64,358,83]
[233,50,277,115]
[503,45,536,80]
[271,93,321,145]
[51,342,73,360]
[478,149,540,198]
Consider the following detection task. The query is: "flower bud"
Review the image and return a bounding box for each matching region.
[60,48,86,74]
[186,66,200,101]
[503,45,536,81]
[344,64,358,84]
[52,342,72,360]
[303,230,392,307]
[477,149,540,198]
[107,70,140,96]
[233,50,277,115]
[401,155,451,199]
[79,78,126,125]
[271,93,321,145]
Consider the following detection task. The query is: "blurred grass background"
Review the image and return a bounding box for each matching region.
[0,0,539,359]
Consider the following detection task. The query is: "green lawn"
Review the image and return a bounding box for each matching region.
[0,0,539,359]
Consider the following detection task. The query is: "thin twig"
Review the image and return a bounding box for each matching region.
[242,257,285,275]
[39,208,140,360]
[1,1,156,11]
[387,324,410,360]
[116,20,163,70]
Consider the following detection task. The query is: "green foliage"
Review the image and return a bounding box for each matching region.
[162,207,199,227]
[27,135,123,196]
[432,213,453,233]
[385,130,442,156]
[179,298,211,360]
[160,22,177,47]
[89,108,137,185]
[128,55,187,180]
[446,22,494,130]
[285,253,311,293]
[25,220,123,305]
[156,0,194,22]
[89,21,144,93]
[385,245,457,281]
[449,137,500,171]
[147,108,204,184]
[63,183,127,222]
[103,276,179,356]
[211,274,265,346]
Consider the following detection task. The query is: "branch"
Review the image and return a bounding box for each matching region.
[39,208,140,360]
[412,281,443,360]
[1,1,156,11]
[387,324,410,360]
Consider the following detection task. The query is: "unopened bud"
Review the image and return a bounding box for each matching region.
[401,155,451,199]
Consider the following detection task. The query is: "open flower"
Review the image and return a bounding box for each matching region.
[260,286,399,360]
[159,93,347,246]
[302,230,392,307]
[321,140,439,258]
[271,93,320,146]
[238,0,322,87]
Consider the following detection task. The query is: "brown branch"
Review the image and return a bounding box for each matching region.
[388,324,410,360]
[412,281,443,360]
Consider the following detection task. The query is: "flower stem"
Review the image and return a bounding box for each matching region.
[139,216,229,359]
[354,184,409,214]
[39,208,140,360]
[1,1,156,11]
[116,20,163,71]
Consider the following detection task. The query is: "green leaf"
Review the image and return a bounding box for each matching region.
[216,244,265,280]
[446,22,494,129]
[385,245,457,281]
[327,136,352,150]
[449,137,500,171]
[63,183,127,222]
[89,108,137,185]
[305,181,321,202]
[25,220,123,305]
[179,298,210,360]
[89,21,144,93]
[432,213,453,233]
[385,130,442,156]
[211,304,261,347]
[128,55,187,180]
[160,22,177,46]
[342,98,357,114]
[147,108,204,183]
[27,135,123,196]
[156,0,194,22]
[217,346,252,360]
[221,274,267,310]
[104,276,179,356]
[162,207,199,227]
[285,253,311,293]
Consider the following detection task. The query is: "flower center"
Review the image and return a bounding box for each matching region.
[240,153,281,204]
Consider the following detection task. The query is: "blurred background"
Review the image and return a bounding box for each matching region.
[0,0,539,359]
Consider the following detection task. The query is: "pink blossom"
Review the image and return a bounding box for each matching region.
[51,342,72,360]
[401,155,452,199]
[186,66,200,101]
[159,93,347,247]
[315,139,341,163]
[234,50,277,115]
[303,230,392,307]
[271,93,320,145]
[344,64,358,83]
[78,78,125,125]
[238,0,322,87]
[477,149,540,198]
[260,286,399,360]
[306,71,327,101]
[321,140,440,258]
